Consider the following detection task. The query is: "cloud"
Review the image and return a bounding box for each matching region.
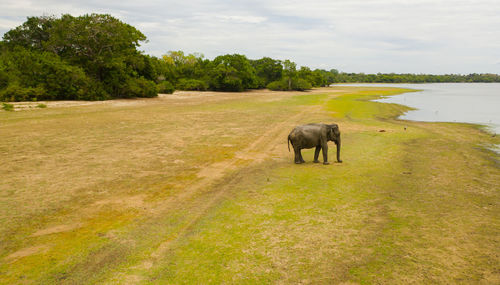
[215,15,267,24]
[1,0,499,74]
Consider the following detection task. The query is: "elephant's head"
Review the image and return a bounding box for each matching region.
[327,124,342,162]
[327,124,340,144]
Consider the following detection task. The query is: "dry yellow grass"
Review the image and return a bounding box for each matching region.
[0,87,498,284]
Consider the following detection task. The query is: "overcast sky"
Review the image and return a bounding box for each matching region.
[1,0,499,74]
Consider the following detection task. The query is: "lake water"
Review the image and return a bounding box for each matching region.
[337,83,500,134]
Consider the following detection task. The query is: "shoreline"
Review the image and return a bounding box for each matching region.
[337,83,500,134]
[372,86,500,155]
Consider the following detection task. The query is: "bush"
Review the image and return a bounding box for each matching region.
[39,59,91,100]
[266,80,289,91]
[121,77,158,98]
[2,103,14,111]
[176,79,207,91]
[0,46,91,101]
[222,77,243,92]
[266,79,312,91]
[76,81,110,101]
[294,78,312,91]
[0,70,8,89]
[0,84,46,102]
[157,81,175,94]
[210,76,243,92]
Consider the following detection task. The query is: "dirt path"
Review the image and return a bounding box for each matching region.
[115,95,334,282]
[4,89,333,111]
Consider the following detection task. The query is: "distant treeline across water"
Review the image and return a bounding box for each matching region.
[333,73,500,83]
[1,14,499,102]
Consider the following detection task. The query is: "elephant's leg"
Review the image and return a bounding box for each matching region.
[297,148,305,163]
[293,147,302,164]
[336,140,342,163]
[322,144,329,165]
[313,146,321,163]
[294,150,300,164]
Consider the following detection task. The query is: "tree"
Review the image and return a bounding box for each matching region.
[3,16,54,50]
[161,51,205,84]
[298,66,323,87]
[1,14,159,100]
[208,54,258,91]
[0,45,92,101]
[267,61,312,91]
[44,14,146,82]
[251,57,283,88]
[282,60,297,90]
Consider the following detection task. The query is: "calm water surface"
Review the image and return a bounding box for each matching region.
[338,83,500,134]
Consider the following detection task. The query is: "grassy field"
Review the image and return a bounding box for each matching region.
[0,87,498,284]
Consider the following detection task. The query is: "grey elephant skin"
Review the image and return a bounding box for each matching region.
[287,123,342,165]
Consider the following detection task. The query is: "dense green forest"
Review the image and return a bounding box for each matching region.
[1,14,499,101]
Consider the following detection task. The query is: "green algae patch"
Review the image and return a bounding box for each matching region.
[327,87,418,120]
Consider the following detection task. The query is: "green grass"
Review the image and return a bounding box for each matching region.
[142,88,499,284]
[0,87,498,284]
[327,88,418,118]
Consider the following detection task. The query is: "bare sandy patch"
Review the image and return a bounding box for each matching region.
[4,87,342,111]
[197,161,234,179]
[5,245,49,261]
[32,223,83,237]
[93,195,146,208]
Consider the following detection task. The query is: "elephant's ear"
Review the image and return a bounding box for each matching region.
[326,125,335,139]
[331,124,340,136]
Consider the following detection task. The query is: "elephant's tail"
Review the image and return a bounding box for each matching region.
[288,135,292,152]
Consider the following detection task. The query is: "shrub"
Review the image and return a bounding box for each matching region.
[176,79,207,91]
[157,81,175,94]
[37,103,47,108]
[0,46,92,101]
[77,81,110,101]
[39,59,91,100]
[266,80,289,91]
[0,70,8,89]
[2,103,14,111]
[266,79,312,91]
[222,77,243,92]
[121,77,158,98]
[294,78,312,91]
[210,76,243,92]
[0,84,46,102]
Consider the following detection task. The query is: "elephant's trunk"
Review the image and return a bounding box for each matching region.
[336,137,342,162]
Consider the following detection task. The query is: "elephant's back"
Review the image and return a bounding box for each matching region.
[288,127,300,140]
[289,124,323,146]
[292,124,323,135]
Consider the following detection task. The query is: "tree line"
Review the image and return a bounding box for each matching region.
[334,72,500,83]
[1,14,499,102]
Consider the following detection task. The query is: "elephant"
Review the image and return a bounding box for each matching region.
[287,123,342,165]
